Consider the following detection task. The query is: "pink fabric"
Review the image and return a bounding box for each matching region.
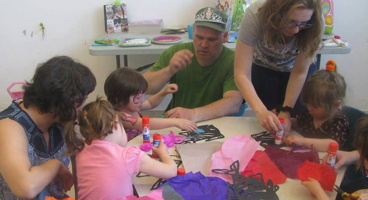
[163,131,186,147]
[242,150,287,185]
[139,143,153,152]
[118,189,164,200]
[209,135,260,183]
[76,140,145,200]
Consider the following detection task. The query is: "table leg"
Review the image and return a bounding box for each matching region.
[316,54,321,70]
[124,55,128,67]
[116,55,121,69]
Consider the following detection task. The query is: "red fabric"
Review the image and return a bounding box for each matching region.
[264,145,319,179]
[242,150,287,185]
[297,160,337,191]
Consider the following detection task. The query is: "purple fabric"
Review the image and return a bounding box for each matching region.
[264,145,319,179]
[166,172,228,200]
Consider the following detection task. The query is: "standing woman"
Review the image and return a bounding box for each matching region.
[234,0,323,135]
[0,56,96,199]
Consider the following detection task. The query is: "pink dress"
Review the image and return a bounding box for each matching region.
[76,140,144,200]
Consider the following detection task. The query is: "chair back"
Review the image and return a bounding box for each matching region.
[71,155,78,200]
[341,106,366,151]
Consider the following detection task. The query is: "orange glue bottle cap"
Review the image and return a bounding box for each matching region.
[328,142,338,153]
[177,168,186,175]
[142,116,150,125]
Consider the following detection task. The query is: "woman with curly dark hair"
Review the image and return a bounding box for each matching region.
[0,56,96,199]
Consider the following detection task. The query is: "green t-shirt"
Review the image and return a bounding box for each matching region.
[150,42,238,111]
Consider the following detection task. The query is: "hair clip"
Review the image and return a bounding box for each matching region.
[326,60,337,72]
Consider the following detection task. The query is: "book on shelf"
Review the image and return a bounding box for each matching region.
[104,3,128,34]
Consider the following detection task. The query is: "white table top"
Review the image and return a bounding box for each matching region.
[89,33,351,56]
[128,116,346,199]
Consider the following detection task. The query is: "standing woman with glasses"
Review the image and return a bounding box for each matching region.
[234,0,323,136]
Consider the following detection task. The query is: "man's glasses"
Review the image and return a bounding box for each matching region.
[288,21,314,29]
[133,93,145,104]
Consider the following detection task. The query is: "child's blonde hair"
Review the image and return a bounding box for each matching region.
[354,115,368,171]
[301,64,346,120]
[64,97,118,155]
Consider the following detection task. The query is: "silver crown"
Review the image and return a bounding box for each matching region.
[195,8,225,24]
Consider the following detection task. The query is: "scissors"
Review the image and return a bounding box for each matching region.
[334,185,360,200]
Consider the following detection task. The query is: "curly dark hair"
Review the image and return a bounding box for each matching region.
[23,56,96,123]
[104,67,147,110]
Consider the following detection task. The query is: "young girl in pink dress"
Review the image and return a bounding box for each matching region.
[64,98,177,199]
[104,67,197,141]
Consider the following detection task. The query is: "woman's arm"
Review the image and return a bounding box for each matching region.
[0,120,62,199]
[279,52,312,131]
[234,41,281,133]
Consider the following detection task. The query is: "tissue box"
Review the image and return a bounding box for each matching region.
[128,19,163,34]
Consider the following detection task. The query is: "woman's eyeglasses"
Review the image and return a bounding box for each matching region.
[288,21,314,29]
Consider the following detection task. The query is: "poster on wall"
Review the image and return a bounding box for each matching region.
[215,0,257,32]
[321,0,334,34]
[104,3,128,34]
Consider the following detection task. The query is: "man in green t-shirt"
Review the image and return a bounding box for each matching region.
[144,7,243,122]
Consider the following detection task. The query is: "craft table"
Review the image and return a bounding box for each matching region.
[89,33,351,69]
[128,116,347,200]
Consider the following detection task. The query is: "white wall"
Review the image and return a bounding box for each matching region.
[0,0,367,111]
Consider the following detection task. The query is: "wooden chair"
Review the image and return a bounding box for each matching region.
[70,155,78,200]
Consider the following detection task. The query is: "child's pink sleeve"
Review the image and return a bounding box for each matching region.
[124,146,145,174]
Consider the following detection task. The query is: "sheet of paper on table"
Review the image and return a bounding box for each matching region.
[176,141,223,176]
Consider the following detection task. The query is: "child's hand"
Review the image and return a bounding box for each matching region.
[284,135,305,147]
[175,118,197,132]
[301,177,327,198]
[54,163,74,192]
[152,139,170,158]
[163,83,178,95]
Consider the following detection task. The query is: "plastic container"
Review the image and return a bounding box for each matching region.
[275,118,285,145]
[7,81,26,100]
[326,142,338,167]
[142,116,150,143]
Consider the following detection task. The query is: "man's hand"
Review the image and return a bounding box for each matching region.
[165,107,197,122]
[168,50,193,74]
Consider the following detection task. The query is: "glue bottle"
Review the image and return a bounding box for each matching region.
[275,118,285,145]
[151,133,161,160]
[142,116,150,143]
[326,142,338,167]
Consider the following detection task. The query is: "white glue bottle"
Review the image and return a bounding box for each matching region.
[326,142,338,167]
[142,116,150,143]
[275,118,285,145]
